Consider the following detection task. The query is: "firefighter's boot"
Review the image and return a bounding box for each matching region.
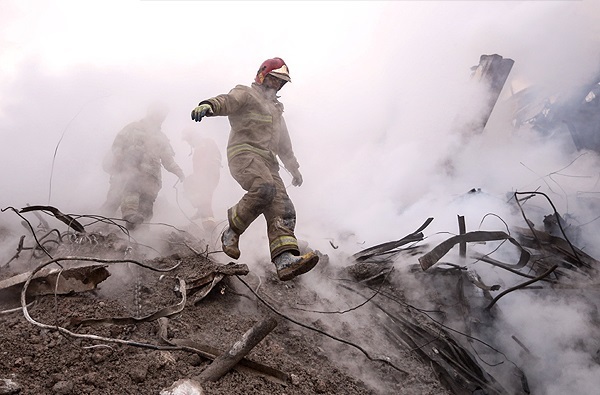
[124,213,144,230]
[221,226,240,259]
[273,251,319,281]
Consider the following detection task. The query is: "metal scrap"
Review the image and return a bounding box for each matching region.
[69,278,186,328]
[485,265,558,310]
[0,264,110,298]
[344,284,521,395]
[469,54,515,134]
[513,225,599,276]
[187,262,249,305]
[352,217,433,262]
[418,230,530,271]
[20,205,86,233]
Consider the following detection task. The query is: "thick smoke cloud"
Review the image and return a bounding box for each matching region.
[1,1,600,393]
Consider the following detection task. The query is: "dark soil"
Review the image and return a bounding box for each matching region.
[0,223,450,395]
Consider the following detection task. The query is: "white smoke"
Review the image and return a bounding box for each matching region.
[1,1,600,393]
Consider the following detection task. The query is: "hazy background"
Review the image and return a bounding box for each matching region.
[2,1,600,394]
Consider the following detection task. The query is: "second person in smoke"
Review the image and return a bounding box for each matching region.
[190,57,319,281]
[181,126,222,232]
[107,102,185,230]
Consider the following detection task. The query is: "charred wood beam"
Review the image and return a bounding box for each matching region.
[196,317,278,383]
[157,319,290,386]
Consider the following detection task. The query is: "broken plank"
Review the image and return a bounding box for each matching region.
[196,317,278,383]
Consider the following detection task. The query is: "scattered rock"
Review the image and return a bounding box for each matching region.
[267,341,285,355]
[290,373,301,386]
[81,372,102,387]
[160,379,205,395]
[129,364,148,383]
[186,353,203,367]
[314,378,328,393]
[52,380,73,395]
[149,350,176,369]
[90,349,111,364]
[0,246,422,394]
[0,378,21,395]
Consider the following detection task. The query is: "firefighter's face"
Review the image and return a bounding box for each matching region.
[263,74,286,91]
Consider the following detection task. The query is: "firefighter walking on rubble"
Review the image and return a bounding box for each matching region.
[181,126,222,233]
[190,57,319,281]
[103,102,185,230]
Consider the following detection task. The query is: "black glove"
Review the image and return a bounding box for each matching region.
[191,103,213,122]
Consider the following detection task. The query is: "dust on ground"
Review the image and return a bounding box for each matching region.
[0,222,450,395]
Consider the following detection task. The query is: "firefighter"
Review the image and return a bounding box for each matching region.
[190,57,319,281]
[106,102,185,230]
[181,126,222,232]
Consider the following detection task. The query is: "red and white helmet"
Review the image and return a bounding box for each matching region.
[255,57,291,85]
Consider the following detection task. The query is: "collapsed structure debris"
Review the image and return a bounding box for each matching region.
[2,53,599,394]
[1,203,301,393]
[158,318,290,386]
[2,197,597,394]
[509,71,600,153]
[344,186,600,394]
[0,264,109,300]
[418,230,529,271]
[469,54,515,135]
[187,262,249,305]
[68,278,187,328]
[348,222,527,395]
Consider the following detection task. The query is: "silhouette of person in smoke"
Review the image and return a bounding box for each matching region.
[181,126,222,232]
[100,102,185,230]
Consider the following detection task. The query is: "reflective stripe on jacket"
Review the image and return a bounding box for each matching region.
[227,143,276,164]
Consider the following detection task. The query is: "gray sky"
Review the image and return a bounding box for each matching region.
[1,1,600,393]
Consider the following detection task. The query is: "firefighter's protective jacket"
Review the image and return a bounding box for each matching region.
[110,119,183,186]
[200,82,302,258]
[200,82,300,172]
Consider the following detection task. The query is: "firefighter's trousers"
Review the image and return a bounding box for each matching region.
[120,174,161,224]
[227,152,299,259]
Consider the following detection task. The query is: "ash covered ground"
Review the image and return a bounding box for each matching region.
[0,220,450,395]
